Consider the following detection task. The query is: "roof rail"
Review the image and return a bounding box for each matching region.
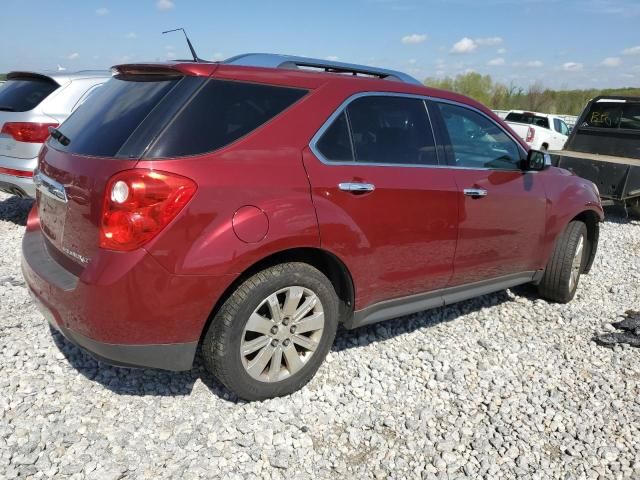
[223,53,422,85]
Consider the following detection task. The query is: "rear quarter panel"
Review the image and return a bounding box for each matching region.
[139,88,325,276]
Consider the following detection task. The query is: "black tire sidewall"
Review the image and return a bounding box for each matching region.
[205,264,339,401]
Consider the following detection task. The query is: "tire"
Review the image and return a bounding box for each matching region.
[538,221,588,303]
[202,262,339,401]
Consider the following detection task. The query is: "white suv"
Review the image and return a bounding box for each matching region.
[0,70,111,197]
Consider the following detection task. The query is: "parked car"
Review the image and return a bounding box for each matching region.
[504,110,571,151]
[22,54,603,400]
[552,96,640,217]
[0,70,111,198]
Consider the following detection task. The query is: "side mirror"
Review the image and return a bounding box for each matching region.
[523,149,551,171]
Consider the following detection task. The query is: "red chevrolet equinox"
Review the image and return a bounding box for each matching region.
[22,54,603,400]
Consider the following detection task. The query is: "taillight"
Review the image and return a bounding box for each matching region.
[100,169,197,251]
[525,126,535,143]
[0,166,33,178]
[1,122,58,143]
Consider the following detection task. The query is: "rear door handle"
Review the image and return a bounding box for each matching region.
[463,188,488,198]
[338,182,375,193]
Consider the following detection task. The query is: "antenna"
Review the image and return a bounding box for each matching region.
[162,28,200,63]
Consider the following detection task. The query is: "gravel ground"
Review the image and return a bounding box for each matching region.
[1,190,639,479]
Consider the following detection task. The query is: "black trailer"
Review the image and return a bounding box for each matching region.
[551,95,640,216]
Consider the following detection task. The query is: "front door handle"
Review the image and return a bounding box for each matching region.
[338,182,375,193]
[463,188,488,198]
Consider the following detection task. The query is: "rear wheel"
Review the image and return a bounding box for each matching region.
[202,262,339,401]
[538,221,587,303]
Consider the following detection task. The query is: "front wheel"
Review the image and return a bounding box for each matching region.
[202,262,339,401]
[628,198,640,218]
[538,221,588,303]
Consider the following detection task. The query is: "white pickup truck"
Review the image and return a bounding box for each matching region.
[504,110,570,151]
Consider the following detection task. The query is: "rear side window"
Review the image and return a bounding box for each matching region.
[0,77,58,112]
[505,112,550,130]
[54,75,181,157]
[148,80,307,158]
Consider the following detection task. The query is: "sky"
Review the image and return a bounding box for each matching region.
[1,0,639,90]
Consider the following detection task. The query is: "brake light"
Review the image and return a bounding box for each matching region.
[100,169,197,251]
[525,126,535,143]
[0,166,33,178]
[1,122,58,143]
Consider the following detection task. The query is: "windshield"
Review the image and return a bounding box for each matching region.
[582,101,640,131]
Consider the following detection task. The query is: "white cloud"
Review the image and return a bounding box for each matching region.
[125,32,137,39]
[476,36,503,46]
[487,57,505,66]
[67,52,80,60]
[622,45,640,55]
[401,33,428,45]
[156,0,175,10]
[325,55,340,61]
[408,58,417,65]
[514,60,544,68]
[601,57,622,67]
[212,52,225,61]
[497,48,507,55]
[96,7,109,15]
[562,62,583,72]
[451,37,477,54]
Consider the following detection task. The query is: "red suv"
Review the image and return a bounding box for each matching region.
[22,54,603,400]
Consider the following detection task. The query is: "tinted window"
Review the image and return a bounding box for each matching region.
[505,112,550,130]
[619,104,640,131]
[55,75,180,157]
[345,96,438,165]
[0,78,58,112]
[316,112,354,162]
[438,103,522,170]
[148,80,307,158]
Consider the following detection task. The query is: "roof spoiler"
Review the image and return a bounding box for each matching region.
[7,71,59,84]
[111,63,213,77]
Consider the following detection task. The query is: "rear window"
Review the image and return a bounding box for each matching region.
[0,77,58,112]
[53,75,181,157]
[505,112,550,129]
[582,101,640,131]
[147,80,307,158]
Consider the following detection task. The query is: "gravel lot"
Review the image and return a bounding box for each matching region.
[1,191,639,479]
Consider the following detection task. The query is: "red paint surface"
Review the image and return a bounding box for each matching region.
[24,61,603,350]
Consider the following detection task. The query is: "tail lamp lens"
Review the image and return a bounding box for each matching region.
[525,126,535,143]
[100,169,197,251]
[1,122,59,143]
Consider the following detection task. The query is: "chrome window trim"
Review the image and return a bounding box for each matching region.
[309,91,528,172]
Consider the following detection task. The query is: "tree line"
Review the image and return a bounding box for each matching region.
[424,72,640,116]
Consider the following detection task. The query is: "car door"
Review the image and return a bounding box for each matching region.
[303,94,459,310]
[432,101,547,286]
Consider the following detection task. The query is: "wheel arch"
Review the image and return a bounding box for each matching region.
[570,209,600,273]
[199,247,355,343]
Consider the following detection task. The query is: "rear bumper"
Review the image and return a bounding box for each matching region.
[22,227,233,371]
[33,291,197,370]
[0,155,37,197]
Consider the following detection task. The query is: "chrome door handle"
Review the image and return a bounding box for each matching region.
[338,182,375,193]
[463,188,488,198]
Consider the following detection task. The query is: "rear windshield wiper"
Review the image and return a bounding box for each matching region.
[48,126,71,146]
[0,106,15,112]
